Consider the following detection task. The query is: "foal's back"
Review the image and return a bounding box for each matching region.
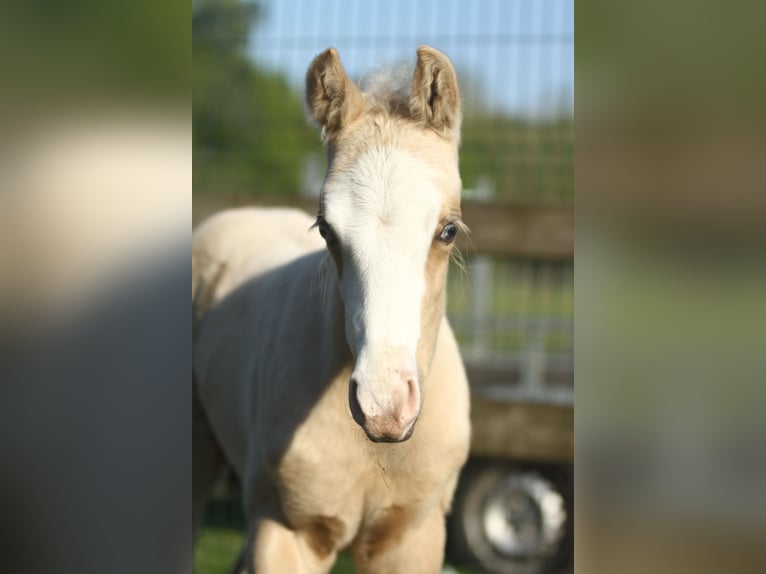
[193,207,324,317]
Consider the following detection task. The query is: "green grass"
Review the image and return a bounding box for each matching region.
[191,528,369,574]
[194,527,245,574]
[194,526,473,573]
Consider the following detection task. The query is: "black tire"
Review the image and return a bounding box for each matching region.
[447,461,573,574]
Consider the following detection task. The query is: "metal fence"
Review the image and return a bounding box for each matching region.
[247,0,574,201]
[448,256,573,403]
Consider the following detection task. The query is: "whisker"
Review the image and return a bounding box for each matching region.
[450,245,471,303]
[311,250,332,305]
[449,216,473,306]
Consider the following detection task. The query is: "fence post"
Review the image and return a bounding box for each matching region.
[522,263,546,398]
[470,178,494,362]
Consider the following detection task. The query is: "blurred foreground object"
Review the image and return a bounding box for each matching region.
[0,113,190,331]
[0,112,190,574]
[0,2,190,572]
[576,1,766,572]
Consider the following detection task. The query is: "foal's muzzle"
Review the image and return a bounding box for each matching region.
[348,376,420,443]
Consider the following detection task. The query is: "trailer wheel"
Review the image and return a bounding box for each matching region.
[447,462,572,574]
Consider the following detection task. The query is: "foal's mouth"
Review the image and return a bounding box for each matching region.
[368,423,416,443]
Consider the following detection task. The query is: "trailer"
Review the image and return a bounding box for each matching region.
[443,251,574,574]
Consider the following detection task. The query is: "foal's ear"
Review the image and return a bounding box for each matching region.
[409,46,462,140]
[306,48,365,141]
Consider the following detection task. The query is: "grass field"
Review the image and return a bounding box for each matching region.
[193,526,357,572]
[194,528,246,574]
[194,526,473,573]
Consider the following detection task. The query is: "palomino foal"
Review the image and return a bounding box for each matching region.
[193,46,470,574]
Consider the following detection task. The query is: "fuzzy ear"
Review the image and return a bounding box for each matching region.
[306,48,365,141]
[409,46,462,140]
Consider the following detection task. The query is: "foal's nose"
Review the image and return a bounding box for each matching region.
[349,370,421,443]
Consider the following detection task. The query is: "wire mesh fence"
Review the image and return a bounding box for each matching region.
[194,0,573,201]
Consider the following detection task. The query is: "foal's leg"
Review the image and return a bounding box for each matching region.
[353,509,447,574]
[249,518,338,574]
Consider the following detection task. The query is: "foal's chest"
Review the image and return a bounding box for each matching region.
[267,365,468,553]
[276,420,448,551]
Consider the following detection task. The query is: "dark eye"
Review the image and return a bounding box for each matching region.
[438,222,458,244]
[316,218,336,245]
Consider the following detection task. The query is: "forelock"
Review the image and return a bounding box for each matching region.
[358,63,413,119]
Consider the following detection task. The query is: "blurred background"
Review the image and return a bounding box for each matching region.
[192,0,573,572]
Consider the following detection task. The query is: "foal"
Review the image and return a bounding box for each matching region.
[193,46,470,573]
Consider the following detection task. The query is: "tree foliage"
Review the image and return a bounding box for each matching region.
[193,0,320,196]
[461,113,573,201]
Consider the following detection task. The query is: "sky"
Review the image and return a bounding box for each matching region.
[247,0,574,118]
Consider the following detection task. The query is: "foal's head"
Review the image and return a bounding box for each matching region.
[306,46,463,443]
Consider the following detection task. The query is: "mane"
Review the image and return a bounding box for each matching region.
[358,63,413,118]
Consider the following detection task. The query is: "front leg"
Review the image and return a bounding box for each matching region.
[352,508,447,574]
[247,517,341,574]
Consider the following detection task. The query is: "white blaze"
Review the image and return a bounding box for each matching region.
[323,148,442,413]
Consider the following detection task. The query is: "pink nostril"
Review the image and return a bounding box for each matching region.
[399,375,421,424]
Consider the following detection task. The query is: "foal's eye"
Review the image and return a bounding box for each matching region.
[438,222,458,244]
[316,218,336,245]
